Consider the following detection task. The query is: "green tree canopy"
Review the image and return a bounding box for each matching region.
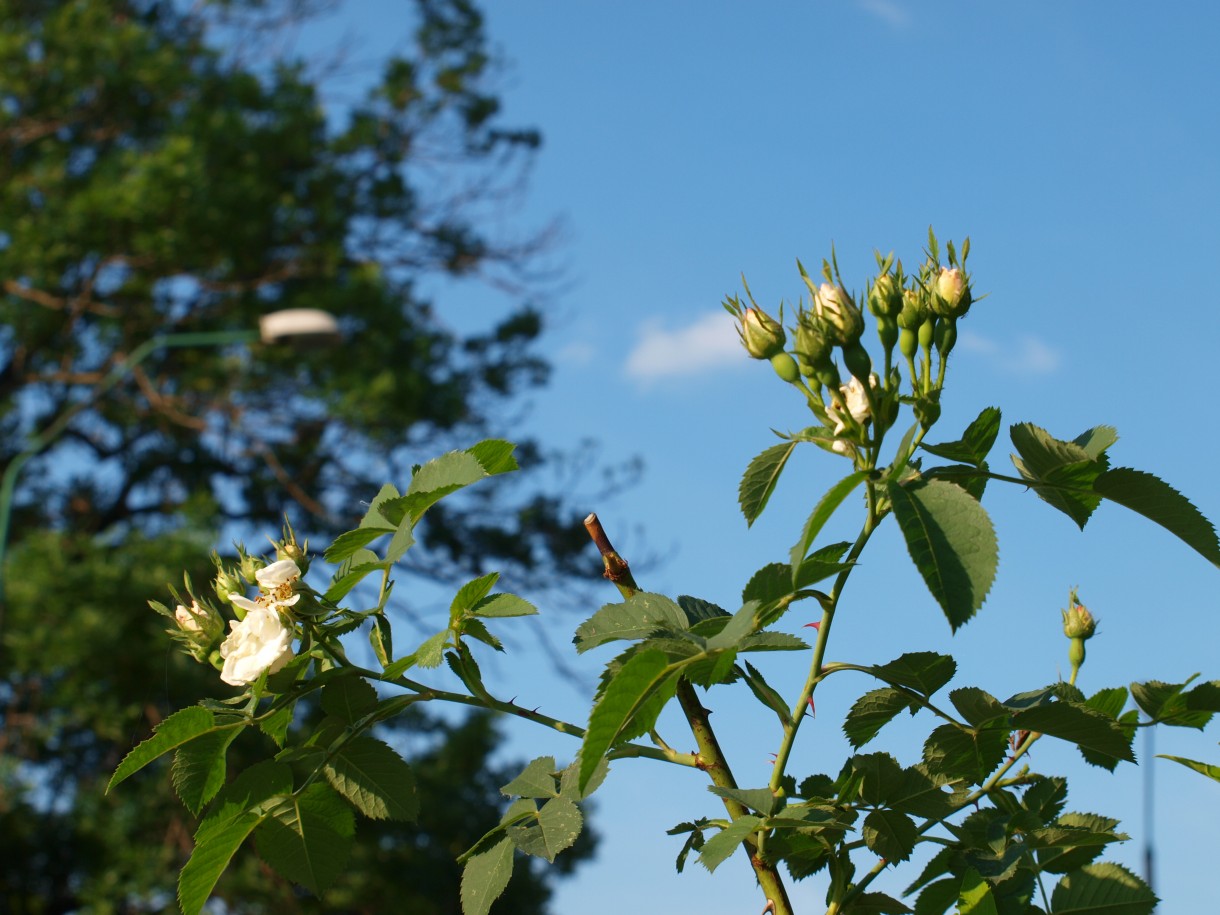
[0,1,602,910]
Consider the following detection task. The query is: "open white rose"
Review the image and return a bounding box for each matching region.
[256,559,301,589]
[219,604,295,686]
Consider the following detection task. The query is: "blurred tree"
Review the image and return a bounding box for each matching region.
[0,0,606,910]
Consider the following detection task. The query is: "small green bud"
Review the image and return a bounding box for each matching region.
[917,316,936,351]
[213,563,243,607]
[934,316,957,357]
[898,326,918,360]
[740,307,787,359]
[794,313,832,367]
[842,341,872,382]
[867,273,903,317]
[770,351,801,383]
[813,283,864,345]
[930,266,972,318]
[875,314,898,352]
[1061,601,1097,640]
[238,549,265,584]
[896,287,926,330]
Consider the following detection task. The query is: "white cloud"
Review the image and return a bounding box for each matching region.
[855,0,912,27]
[957,329,1062,376]
[624,312,747,382]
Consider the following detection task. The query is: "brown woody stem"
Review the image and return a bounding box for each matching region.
[583,513,794,915]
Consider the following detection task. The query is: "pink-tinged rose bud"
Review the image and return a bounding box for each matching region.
[931,267,971,317]
[1061,602,1096,640]
[175,601,204,632]
[814,283,864,345]
[739,307,787,359]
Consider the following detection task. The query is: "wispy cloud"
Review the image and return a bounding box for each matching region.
[855,0,912,28]
[624,312,747,382]
[957,330,1062,376]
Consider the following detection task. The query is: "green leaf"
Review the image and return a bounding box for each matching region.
[889,766,962,820]
[324,560,387,603]
[382,630,448,676]
[320,676,378,724]
[923,724,1009,784]
[1094,468,1220,566]
[325,526,396,563]
[1012,702,1135,764]
[471,592,538,618]
[408,449,488,497]
[741,661,792,727]
[506,796,583,862]
[707,785,781,817]
[1009,423,1105,528]
[742,562,794,606]
[256,783,355,894]
[863,808,918,863]
[698,814,761,873]
[180,816,261,915]
[1130,679,1212,728]
[705,601,760,651]
[1034,812,1123,873]
[460,836,515,915]
[921,406,1001,466]
[950,687,1008,728]
[579,649,675,792]
[844,892,913,914]
[323,736,418,821]
[109,706,217,791]
[957,868,1000,915]
[559,756,609,801]
[573,592,689,653]
[677,594,730,625]
[467,439,519,476]
[739,441,798,526]
[739,631,809,652]
[1158,753,1220,782]
[1073,426,1119,459]
[854,752,906,805]
[790,471,869,571]
[451,572,501,615]
[501,756,560,799]
[913,877,960,915]
[179,761,292,915]
[887,478,998,630]
[844,688,916,749]
[173,728,241,815]
[1049,862,1156,915]
[873,652,957,698]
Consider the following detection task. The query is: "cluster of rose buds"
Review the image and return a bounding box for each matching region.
[725,229,977,460]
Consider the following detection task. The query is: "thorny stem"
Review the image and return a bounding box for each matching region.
[583,514,795,915]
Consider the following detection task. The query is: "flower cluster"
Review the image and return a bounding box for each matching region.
[150,541,305,690]
[727,230,977,462]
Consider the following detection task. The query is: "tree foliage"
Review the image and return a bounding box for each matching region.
[0,0,601,910]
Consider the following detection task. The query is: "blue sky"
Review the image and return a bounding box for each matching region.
[302,2,1220,912]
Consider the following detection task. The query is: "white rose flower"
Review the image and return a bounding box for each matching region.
[219,605,295,686]
[256,559,301,589]
[827,374,877,454]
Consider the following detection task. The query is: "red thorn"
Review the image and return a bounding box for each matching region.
[803,622,821,629]
[806,696,816,716]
